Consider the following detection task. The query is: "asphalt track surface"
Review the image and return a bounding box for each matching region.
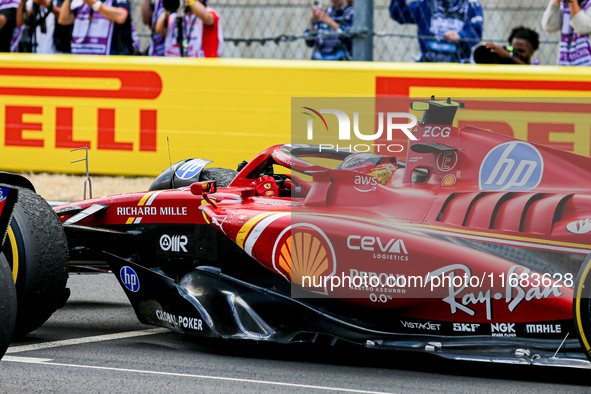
[1,274,590,393]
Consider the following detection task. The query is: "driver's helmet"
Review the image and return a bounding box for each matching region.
[336,152,397,185]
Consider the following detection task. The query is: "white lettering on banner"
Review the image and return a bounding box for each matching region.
[525,324,561,334]
[159,207,187,215]
[354,175,378,192]
[453,323,480,332]
[349,269,406,287]
[347,235,408,254]
[116,206,187,216]
[318,144,405,153]
[160,234,188,252]
[155,310,202,330]
[308,110,417,141]
[401,321,441,331]
[116,207,157,216]
[491,323,516,337]
[422,126,451,138]
[425,264,564,320]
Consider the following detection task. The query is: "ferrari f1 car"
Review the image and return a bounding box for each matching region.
[49,98,591,368]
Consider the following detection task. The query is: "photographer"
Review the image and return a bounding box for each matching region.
[154,0,222,57]
[141,0,164,55]
[475,26,539,65]
[0,0,19,52]
[305,0,354,61]
[389,0,483,63]
[16,0,70,53]
[58,0,133,55]
[542,0,591,66]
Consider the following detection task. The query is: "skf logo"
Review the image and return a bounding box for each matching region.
[160,234,188,252]
[347,235,408,254]
[479,141,543,191]
[453,323,480,332]
[354,175,378,192]
[303,107,418,141]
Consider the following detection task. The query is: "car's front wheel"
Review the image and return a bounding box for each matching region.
[2,186,70,337]
[0,252,16,358]
[573,253,591,362]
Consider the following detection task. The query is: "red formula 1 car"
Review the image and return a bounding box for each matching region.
[53,98,591,368]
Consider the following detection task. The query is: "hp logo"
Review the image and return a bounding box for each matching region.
[120,266,140,292]
[175,159,206,180]
[479,141,543,192]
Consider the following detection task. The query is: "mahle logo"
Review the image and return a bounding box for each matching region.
[302,107,418,153]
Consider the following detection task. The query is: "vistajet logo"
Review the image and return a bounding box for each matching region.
[302,107,417,154]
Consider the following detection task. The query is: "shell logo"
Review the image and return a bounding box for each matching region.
[442,174,457,187]
[272,223,337,294]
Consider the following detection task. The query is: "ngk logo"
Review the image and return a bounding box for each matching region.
[491,323,515,333]
[160,234,188,253]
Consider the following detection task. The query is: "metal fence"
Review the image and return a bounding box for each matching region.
[131,0,559,65]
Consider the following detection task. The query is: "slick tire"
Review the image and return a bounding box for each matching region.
[573,253,591,362]
[2,186,69,337]
[200,168,238,188]
[0,253,16,359]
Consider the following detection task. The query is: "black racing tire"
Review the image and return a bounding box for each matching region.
[200,167,238,188]
[573,253,591,362]
[2,186,69,337]
[0,252,16,359]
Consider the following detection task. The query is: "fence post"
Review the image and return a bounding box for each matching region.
[352,0,373,61]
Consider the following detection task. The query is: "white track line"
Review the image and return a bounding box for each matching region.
[6,328,169,354]
[3,357,394,394]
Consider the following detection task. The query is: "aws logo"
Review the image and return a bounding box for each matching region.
[354,175,378,192]
[302,107,417,141]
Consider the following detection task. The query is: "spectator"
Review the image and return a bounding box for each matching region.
[389,0,483,63]
[154,0,222,57]
[141,0,164,55]
[0,0,18,52]
[305,0,354,61]
[542,0,591,66]
[477,26,540,65]
[16,0,65,53]
[58,0,134,55]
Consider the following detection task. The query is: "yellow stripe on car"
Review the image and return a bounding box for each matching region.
[7,226,18,283]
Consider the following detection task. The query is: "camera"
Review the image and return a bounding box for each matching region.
[163,0,180,12]
[313,0,323,7]
[473,43,513,64]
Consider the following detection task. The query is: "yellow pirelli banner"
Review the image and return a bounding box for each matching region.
[1,54,591,176]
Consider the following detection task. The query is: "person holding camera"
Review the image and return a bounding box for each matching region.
[58,0,134,55]
[141,0,164,55]
[305,0,354,61]
[154,0,222,57]
[542,0,591,66]
[389,0,483,63]
[476,26,539,65]
[16,0,72,53]
[0,0,19,52]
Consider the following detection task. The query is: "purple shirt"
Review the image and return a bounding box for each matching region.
[559,0,591,66]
